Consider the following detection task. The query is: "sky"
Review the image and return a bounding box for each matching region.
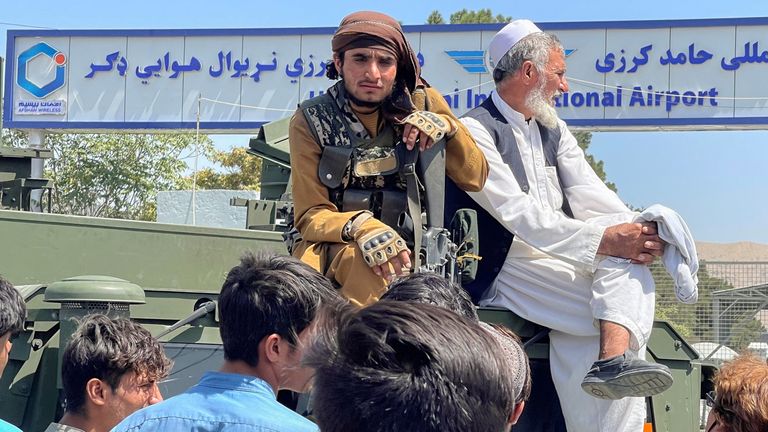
[2,0,767,244]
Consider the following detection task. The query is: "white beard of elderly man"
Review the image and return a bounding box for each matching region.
[458,19,676,432]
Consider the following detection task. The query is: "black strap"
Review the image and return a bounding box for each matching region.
[403,87,448,271]
[402,147,423,269]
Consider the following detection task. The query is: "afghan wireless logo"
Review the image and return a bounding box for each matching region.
[445,49,576,74]
[17,42,67,98]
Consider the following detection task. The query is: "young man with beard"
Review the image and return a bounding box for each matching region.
[459,20,673,432]
[289,10,488,306]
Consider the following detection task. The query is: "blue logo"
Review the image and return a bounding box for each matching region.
[446,49,577,74]
[17,42,67,98]
[445,50,488,73]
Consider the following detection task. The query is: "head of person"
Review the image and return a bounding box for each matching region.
[381,272,478,321]
[482,322,531,423]
[218,251,344,393]
[705,353,768,432]
[0,276,26,378]
[306,301,518,432]
[489,19,568,129]
[326,10,420,119]
[61,314,172,431]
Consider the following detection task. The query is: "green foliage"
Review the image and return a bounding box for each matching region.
[426,10,445,24]
[193,147,262,191]
[2,129,211,220]
[449,8,511,24]
[426,8,511,24]
[0,129,29,147]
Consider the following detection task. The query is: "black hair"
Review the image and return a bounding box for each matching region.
[0,275,26,337]
[382,272,478,321]
[61,314,171,414]
[218,251,344,367]
[307,301,516,432]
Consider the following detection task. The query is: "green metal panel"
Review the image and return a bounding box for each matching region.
[478,307,551,359]
[647,320,700,361]
[647,360,703,432]
[0,209,285,291]
[248,117,291,200]
[645,321,705,432]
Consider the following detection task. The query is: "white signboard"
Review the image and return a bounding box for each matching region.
[5,18,768,131]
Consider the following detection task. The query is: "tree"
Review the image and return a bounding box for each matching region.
[426,8,512,24]
[0,129,28,147]
[426,10,445,25]
[193,146,262,191]
[1,129,211,221]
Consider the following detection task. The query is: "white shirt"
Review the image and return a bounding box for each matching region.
[460,91,633,269]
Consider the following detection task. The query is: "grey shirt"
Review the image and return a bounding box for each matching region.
[44,423,85,432]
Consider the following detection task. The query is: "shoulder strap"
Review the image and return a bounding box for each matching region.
[300,93,354,189]
[300,93,352,148]
[403,87,449,271]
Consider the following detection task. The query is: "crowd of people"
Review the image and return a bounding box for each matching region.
[0,9,763,432]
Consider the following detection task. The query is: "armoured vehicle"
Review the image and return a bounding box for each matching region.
[0,121,715,432]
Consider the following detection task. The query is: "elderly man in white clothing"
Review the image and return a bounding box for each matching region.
[459,20,673,432]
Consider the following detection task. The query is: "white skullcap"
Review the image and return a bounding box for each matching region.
[488,19,543,69]
[479,322,529,402]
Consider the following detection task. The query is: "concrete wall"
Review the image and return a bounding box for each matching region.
[157,189,259,229]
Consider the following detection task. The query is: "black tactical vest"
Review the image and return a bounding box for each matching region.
[300,92,413,237]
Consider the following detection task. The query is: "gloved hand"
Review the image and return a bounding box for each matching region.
[347,211,411,281]
[401,111,457,151]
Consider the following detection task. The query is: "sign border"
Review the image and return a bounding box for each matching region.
[5,17,768,131]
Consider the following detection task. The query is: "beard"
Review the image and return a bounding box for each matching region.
[527,79,561,129]
[346,90,382,109]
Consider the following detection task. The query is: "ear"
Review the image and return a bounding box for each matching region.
[85,378,109,407]
[522,60,536,81]
[333,53,343,77]
[262,334,283,364]
[509,401,525,425]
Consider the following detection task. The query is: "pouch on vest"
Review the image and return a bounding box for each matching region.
[318,145,353,189]
[352,146,399,177]
[340,189,370,213]
[342,188,413,248]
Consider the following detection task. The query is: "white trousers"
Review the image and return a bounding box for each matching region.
[480,245,655,432]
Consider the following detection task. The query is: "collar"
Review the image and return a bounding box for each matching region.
[200,371,276,397]
[491,91,532,129]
